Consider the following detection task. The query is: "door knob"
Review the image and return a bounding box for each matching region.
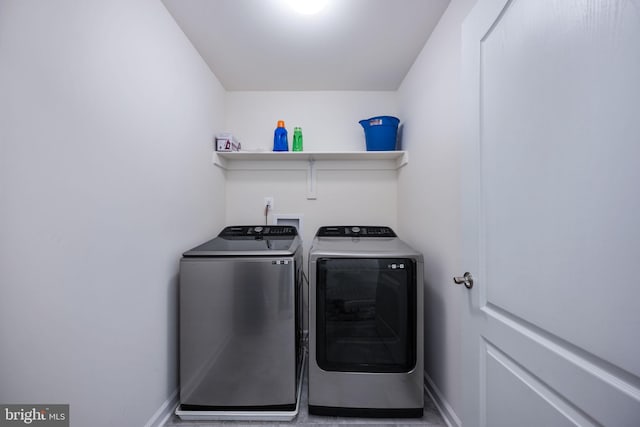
[453,272,474,289]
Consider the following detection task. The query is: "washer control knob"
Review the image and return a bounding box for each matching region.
[351,226,361,233]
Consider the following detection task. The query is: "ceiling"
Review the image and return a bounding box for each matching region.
[161,0,450,91]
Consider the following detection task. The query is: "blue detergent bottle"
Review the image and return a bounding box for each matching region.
[273,120,289,151]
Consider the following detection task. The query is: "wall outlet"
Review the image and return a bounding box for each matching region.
[264,197,274,210]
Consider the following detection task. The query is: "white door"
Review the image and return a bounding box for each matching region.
[460,1,640,426]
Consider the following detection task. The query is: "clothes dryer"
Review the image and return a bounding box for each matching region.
[308,226,424,417]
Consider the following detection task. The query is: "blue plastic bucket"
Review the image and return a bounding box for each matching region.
[359,116,400,151]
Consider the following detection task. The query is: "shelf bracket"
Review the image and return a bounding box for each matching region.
[213,152,228,170]
[306,159,317,200]
[397,151,409,169]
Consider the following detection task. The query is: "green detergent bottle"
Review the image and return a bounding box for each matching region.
[292,127,303,152]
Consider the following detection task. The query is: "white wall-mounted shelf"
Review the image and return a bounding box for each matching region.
[214,150,408,170]
[214,151,408,200]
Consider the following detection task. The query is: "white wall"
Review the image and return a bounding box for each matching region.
[225,168,398,251]
[225,91,398,151]
[0,1,225,426]
[397,0,477,425]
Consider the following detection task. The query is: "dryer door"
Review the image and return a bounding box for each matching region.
[316,258,417,373]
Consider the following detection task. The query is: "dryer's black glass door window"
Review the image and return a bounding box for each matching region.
[316,258,416,372]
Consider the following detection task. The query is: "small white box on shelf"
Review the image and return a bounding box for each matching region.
[215,133,241,152]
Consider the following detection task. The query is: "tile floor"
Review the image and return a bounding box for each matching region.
[164,362,446,427]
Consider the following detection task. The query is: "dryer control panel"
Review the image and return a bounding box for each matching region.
[316,226,396,237]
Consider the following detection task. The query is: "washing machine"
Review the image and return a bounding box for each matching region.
[308,226,424,417]
[176,225,304,421]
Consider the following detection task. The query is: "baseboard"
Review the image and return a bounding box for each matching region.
[424,372,461,427]
[144,388,179,427]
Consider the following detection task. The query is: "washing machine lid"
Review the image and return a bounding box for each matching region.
[183,225,300,257]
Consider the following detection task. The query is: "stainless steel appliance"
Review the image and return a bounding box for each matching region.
[176,225,303,420]
[308,226,424,417]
